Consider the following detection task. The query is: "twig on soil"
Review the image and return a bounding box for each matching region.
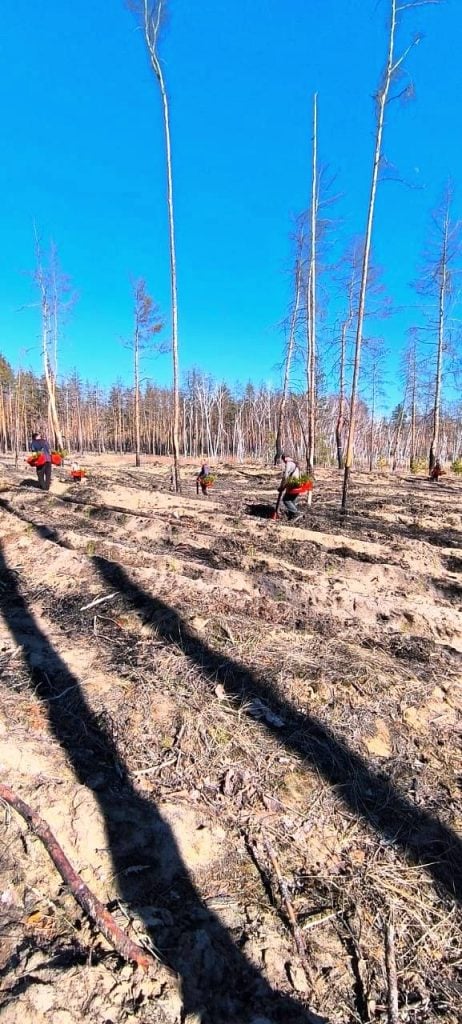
[343,911,371,1023]
[0,782,153,971]
[81,592,118,612]
[261,830,306,959]
[385,912,400,1024]
[133,754,177,776]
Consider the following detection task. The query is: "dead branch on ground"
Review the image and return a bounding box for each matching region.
[385,913,400,1024]
[0,782,153,970]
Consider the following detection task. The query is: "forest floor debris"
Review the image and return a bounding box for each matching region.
[0,457,461,1023]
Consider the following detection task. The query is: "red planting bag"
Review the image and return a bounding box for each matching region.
[286,481,313,497]
[27,453,47,468]
[51,453,62,466]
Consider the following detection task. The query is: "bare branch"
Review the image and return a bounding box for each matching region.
[397,1,443,11]
[0,782,153,969]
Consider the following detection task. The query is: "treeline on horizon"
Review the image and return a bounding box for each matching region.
[1,354,461,471]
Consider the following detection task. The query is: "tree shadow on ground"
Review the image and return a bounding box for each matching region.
[246,503,277,520]
[0,544,319,1024]
[93,557,462,906]
[2,497,462,907]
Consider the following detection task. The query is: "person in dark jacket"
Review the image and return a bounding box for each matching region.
[30,431,52,491]
[196,463,211,496]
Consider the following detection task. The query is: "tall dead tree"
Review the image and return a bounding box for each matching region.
[407,332,419,470]
[364,337,386,471]
[335,240,363,469]
[419,188,460,474]
[33,234,64,451]
[341,0,441,511]
[306,93,318,476]
[131,279,163,467]
[138,0,181,492]
[274,235,303,464]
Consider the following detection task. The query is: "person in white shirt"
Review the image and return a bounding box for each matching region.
[275,454,303,521]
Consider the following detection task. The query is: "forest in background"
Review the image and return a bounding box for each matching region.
[1,351,461,472]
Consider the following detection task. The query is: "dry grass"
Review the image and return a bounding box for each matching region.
[0,459,461,1023]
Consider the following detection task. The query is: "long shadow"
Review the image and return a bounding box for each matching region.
[3,498,462,905]
[0,545,319,1024]
[93,557,462,905]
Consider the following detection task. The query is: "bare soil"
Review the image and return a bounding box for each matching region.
[0,455,461,1024]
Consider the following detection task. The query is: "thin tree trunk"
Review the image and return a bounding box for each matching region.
[307,93,318,477]
[134,324,141,467]
[429,213,448,474]
[369,377,375,472]
[410,373,416,472]
[143,1,181,492]
[34,232,64,451]
[14,369,22,467]
[391,394,406,471]
[43,321,64,450]
[335,320,348,469]
[342,0,398,511]
[274,254,302,464]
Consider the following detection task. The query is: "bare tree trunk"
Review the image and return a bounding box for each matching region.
[143,1,181,492]
[43,315,64,450]
[429,211,449,474]
[410,389,416,470]
[274,252,302,464]
[391,397,406,471]
[342,0,398,511]
[134,324,141,467]
[335,320,348,469]
[34,233,64,451]
[369,376,375,472]
[306,93,318,477]
[0,388,6,454]
[14,368,22,468]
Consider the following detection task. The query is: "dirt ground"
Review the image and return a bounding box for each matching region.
[0,455,461,1024]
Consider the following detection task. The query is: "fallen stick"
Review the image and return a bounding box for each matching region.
[0,782,152,970]
[385,916,399,1024]
[262,831,305,959]
[80,592,118,612]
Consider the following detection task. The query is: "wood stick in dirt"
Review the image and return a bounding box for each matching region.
[385,916,399,1024]
[0,782,152,970]
[262,832,305,959]
[80,591,118,612]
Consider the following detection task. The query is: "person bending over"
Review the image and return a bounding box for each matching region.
[275,453,302,521]
[196,462,211,496]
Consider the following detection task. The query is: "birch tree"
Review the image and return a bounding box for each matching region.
[363,337,386,471]
[306,93,318,477]
[131,279,163,467]
[274,234,303,464]
[33,234,75,452]
[416,188,460,474]
[134,0,182,491]
[341,0,442,511]
[334,241,363,469]
[405,331,420,471]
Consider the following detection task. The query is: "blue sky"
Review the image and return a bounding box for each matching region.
[0,0,460,405]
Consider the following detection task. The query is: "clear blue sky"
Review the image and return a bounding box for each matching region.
[0,0,460,402]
